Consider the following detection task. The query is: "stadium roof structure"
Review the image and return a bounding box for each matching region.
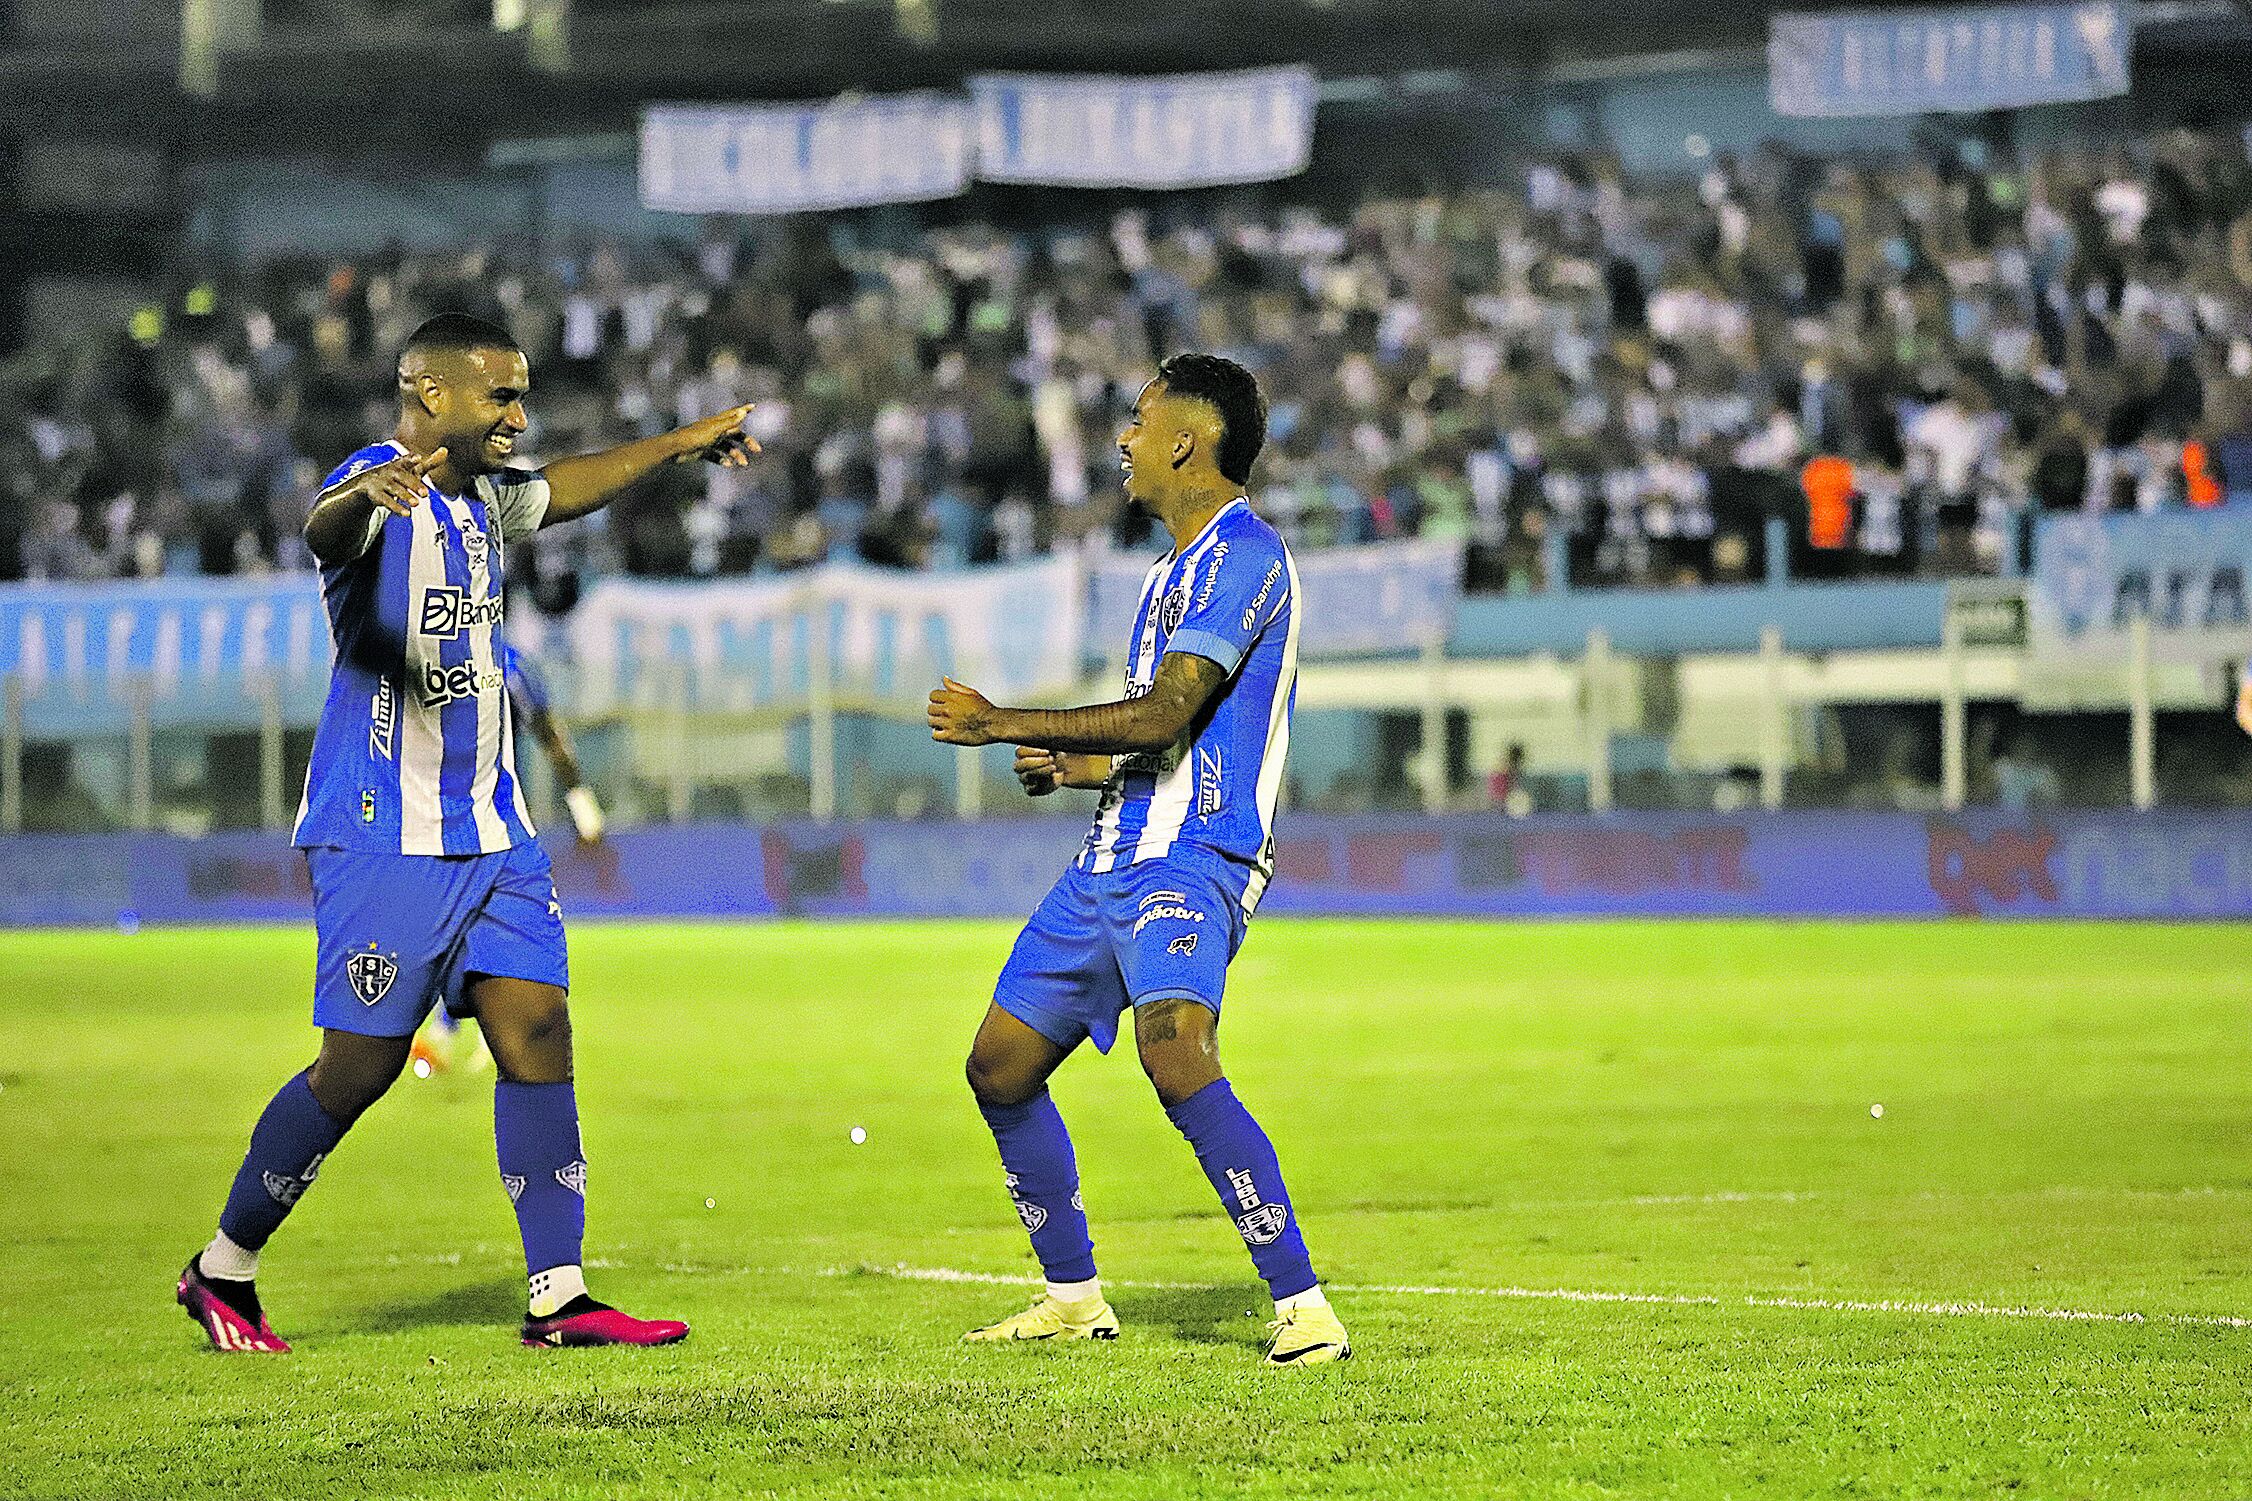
[6,0,2248,155]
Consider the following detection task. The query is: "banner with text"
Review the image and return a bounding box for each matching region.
[970,67,1316,188]
[1088,537,1462,662]
[2031,508,2252,665]
[7,811,2247,927]
[567,555,1086,711]
[1769,3,2131,118]
[639,94,974,215]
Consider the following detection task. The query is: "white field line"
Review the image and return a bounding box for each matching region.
[842,1263,2252,1331]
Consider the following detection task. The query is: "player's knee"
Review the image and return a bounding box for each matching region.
[1134,999,1222,1107]
[308,1036,410,1123]
[964,1049,1038,1109]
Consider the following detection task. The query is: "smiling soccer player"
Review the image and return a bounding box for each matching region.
[176,313,759,1353]
[928,354,1348,1367]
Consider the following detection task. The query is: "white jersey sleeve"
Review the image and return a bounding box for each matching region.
[476,468,553,542]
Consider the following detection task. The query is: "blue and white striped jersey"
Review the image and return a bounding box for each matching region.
[292,440,552,856]
[1078,499,1301,911]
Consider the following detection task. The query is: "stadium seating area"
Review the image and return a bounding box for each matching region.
[6,126,2252,589]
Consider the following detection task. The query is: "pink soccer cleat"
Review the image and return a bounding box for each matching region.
[177,1256,291,1354]
[520,1298,689,1349]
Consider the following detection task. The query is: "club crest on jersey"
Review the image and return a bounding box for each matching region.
[1236,1204,1290,1247]
[1162,585,1189,633]
[417,586,505,641]
[459,526,491,587]
[347,944,398,1006]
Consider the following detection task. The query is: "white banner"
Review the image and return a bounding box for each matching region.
[639,94,973,215]
[569,556,1086,712]
[970,67,1316,189]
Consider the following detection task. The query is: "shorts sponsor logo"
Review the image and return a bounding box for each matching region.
[418,586,505,641]
[555,1160,588,1197]
[502,1173,527,1204]
[1236,1204,1290,1246]
[361,789,377,825]
[417,660,505,708]
[261,1151,326,1208]
[1241,560,1283,631]
[369,680,396,761]
[1132,889,1206,938]
[347,945,398,1006]
[1167,932,1199,956]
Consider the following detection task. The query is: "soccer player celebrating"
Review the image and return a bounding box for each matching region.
[176,313,758,1353]
[927,353,1348,1366]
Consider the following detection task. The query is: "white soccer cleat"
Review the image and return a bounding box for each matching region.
[962,1294,1120,1343]
[1264,1304,1351,1366]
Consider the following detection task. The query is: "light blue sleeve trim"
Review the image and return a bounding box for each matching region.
[1164,629,1244,676]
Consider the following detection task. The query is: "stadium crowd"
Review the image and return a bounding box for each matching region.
[7,125,2252,593]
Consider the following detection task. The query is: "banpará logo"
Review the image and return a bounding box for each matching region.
[1196,542,1229,610]
[418,586,505,641]
[368,680,396,761]
[417,660,505,708]
[1241,560,1283,631]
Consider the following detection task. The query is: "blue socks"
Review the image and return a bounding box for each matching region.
[494,1080,587,1278]
[217,1070,348,1253]
[1165,1079,1319,1300]
[978,1090,1098,1284]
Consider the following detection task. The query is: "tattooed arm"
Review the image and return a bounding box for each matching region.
[928,653,1229,756]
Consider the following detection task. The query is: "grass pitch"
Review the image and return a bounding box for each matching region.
[2,918,2250,1499]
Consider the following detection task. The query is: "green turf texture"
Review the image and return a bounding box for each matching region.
[2,918,2249,1499]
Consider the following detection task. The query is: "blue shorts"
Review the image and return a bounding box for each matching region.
[994,855,1247,1055]
[305,841,570,1037]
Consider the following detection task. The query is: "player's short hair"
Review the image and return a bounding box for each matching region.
[403,312,521,359]
[1157,352,1266,486]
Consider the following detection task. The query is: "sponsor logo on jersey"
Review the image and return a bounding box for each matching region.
[261,1152,326,1208]
[417,660,506,708]
[361,789,377,824]
[1197,746,1224,817]
[347,945,398,1006]
[555,1160,589,1197]
[369,680,396,761]
[1195,541,1229,610]
[1241,560,1284,631]
[417,586,505,641]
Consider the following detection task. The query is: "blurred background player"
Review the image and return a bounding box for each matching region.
[928,354,1348,1367]
[176,312,759,1353]
[410,642,605,1079]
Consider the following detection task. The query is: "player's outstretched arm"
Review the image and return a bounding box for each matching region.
[538,405,760,527]
[303,447,447,568]
[929,653,1227,755]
